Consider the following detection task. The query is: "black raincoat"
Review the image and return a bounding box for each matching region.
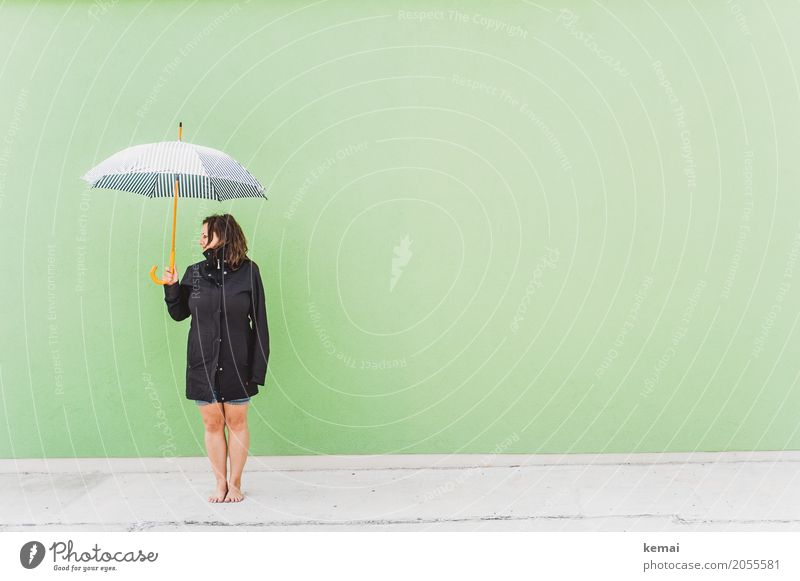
[163,243,269,403]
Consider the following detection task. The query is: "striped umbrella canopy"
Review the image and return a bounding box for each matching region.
[81,123,266,285]
[81,139,265,200]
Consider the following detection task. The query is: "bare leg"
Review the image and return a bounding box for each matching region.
[199,403,228,502]
[223,403,249,502]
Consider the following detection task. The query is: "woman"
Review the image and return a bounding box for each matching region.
[162,213,269,503]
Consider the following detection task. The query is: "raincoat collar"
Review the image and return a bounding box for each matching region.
[202,244,229,271]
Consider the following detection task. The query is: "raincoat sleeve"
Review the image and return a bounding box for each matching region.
[248,262,270,385]
[163,267,192,322]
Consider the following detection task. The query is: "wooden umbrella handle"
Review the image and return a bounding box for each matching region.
[150,123,182,286]
[149,265,165,285]
[150,172,180,285]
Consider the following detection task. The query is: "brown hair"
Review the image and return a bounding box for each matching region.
[203,213,249,270]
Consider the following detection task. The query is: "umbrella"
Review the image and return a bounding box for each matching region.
[81,122,266,285]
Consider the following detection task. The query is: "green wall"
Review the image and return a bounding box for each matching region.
[1,0,799,457]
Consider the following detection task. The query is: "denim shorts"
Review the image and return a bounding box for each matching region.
[195,393,250,406]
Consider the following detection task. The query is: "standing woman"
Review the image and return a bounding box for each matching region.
[161,213,269,503]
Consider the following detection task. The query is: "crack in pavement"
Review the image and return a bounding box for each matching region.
[5,457,800,477]
[2,513,799,532]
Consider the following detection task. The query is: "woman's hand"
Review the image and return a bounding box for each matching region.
[162,265,178,285]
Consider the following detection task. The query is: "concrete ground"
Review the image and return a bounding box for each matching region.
[0,451,798,531]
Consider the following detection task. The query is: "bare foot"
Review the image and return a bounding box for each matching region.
[208,481,227,503]
[224,482,244,502]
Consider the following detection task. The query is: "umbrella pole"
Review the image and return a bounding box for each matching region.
[169,122,182,274]
[169,175,178,274]
[149,122,182,285]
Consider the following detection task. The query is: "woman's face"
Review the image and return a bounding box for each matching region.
[200,223,220,251]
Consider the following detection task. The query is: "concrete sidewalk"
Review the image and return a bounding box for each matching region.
[1,451,798,531]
